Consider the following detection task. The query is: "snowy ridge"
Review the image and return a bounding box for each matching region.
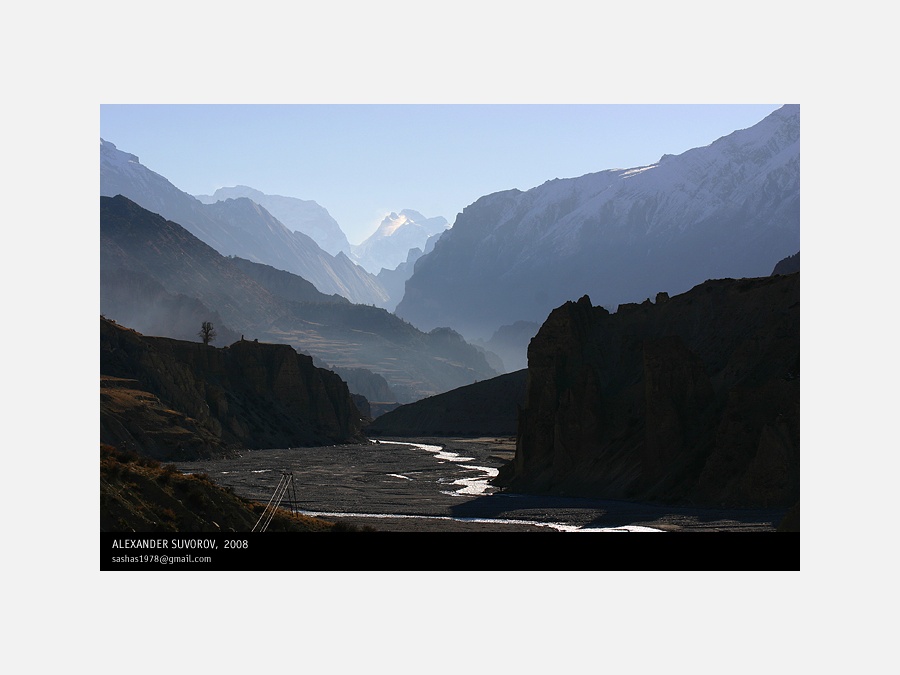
[396,105,800,340]
[351,209,450,274]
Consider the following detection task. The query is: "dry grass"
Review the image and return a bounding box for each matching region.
[100,444,351,533]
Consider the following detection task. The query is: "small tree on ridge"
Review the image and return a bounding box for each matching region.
[198,321,217,345]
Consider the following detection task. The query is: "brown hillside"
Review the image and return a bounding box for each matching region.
[100,444,342,532]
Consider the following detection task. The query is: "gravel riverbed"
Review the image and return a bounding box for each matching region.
[174,437,788,533]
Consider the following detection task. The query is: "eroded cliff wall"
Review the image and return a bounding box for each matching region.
[499,274,799,508]
[100,318,365,460]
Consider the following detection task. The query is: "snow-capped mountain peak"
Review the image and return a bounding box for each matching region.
[351,209,450,274]
[377,212,410,237]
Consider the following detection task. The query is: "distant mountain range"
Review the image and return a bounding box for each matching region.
[101,139,389,307]
[195,185,352,257]
[351,210,450,274]
[100,105,799,394]
[99,107,800,525]
[474,321,542,373]
[396,104,800,341]
[100,195,498,402]
[374,230,445,312]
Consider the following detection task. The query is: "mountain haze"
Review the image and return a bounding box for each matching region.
[396,105,800,341]
[100,195,498,402]
[195,185,352,257]
[100,139,389,306]
[351,209,449,274]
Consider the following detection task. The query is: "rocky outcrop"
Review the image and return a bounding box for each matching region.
[100,318,365,460]
[329,366,398,405]
[772,251,800,275]
[497,273,799,509]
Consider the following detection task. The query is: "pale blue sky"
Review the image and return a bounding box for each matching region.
[100,103,784,246]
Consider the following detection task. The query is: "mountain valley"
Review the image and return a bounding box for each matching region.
[99,106,800,545]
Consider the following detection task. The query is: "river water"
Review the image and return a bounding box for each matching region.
[176,438,784,532]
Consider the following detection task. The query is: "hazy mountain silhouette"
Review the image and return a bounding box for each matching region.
[374,230,445,311]
[100,139,389,306]
[100,195,498,402]
[473,320,542,373]
[772,251,800,275]
[195,185,352,257]
[367,369,526,437]
[351,210,449,274]
[227,256,349,306]
[375,247,424,312]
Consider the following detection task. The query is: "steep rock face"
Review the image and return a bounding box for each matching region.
[499,273,799,508]
[100,318,365,460]
[772,251,800,275]
[376,246,425,312]
[330,366,398,404]
[397,105,799,340]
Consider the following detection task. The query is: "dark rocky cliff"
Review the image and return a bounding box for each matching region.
[368,369,527,437]
[496,273,799,509]
[100,318,365,460]
[772,251,800,275]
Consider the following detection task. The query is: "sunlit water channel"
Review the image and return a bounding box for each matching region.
[181,438,663,532]
[350,440,660,532]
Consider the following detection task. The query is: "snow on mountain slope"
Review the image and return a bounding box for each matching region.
[351,209,449,274]
[396,105,800,340]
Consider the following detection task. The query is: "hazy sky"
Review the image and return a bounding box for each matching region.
[99,104,783,245]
